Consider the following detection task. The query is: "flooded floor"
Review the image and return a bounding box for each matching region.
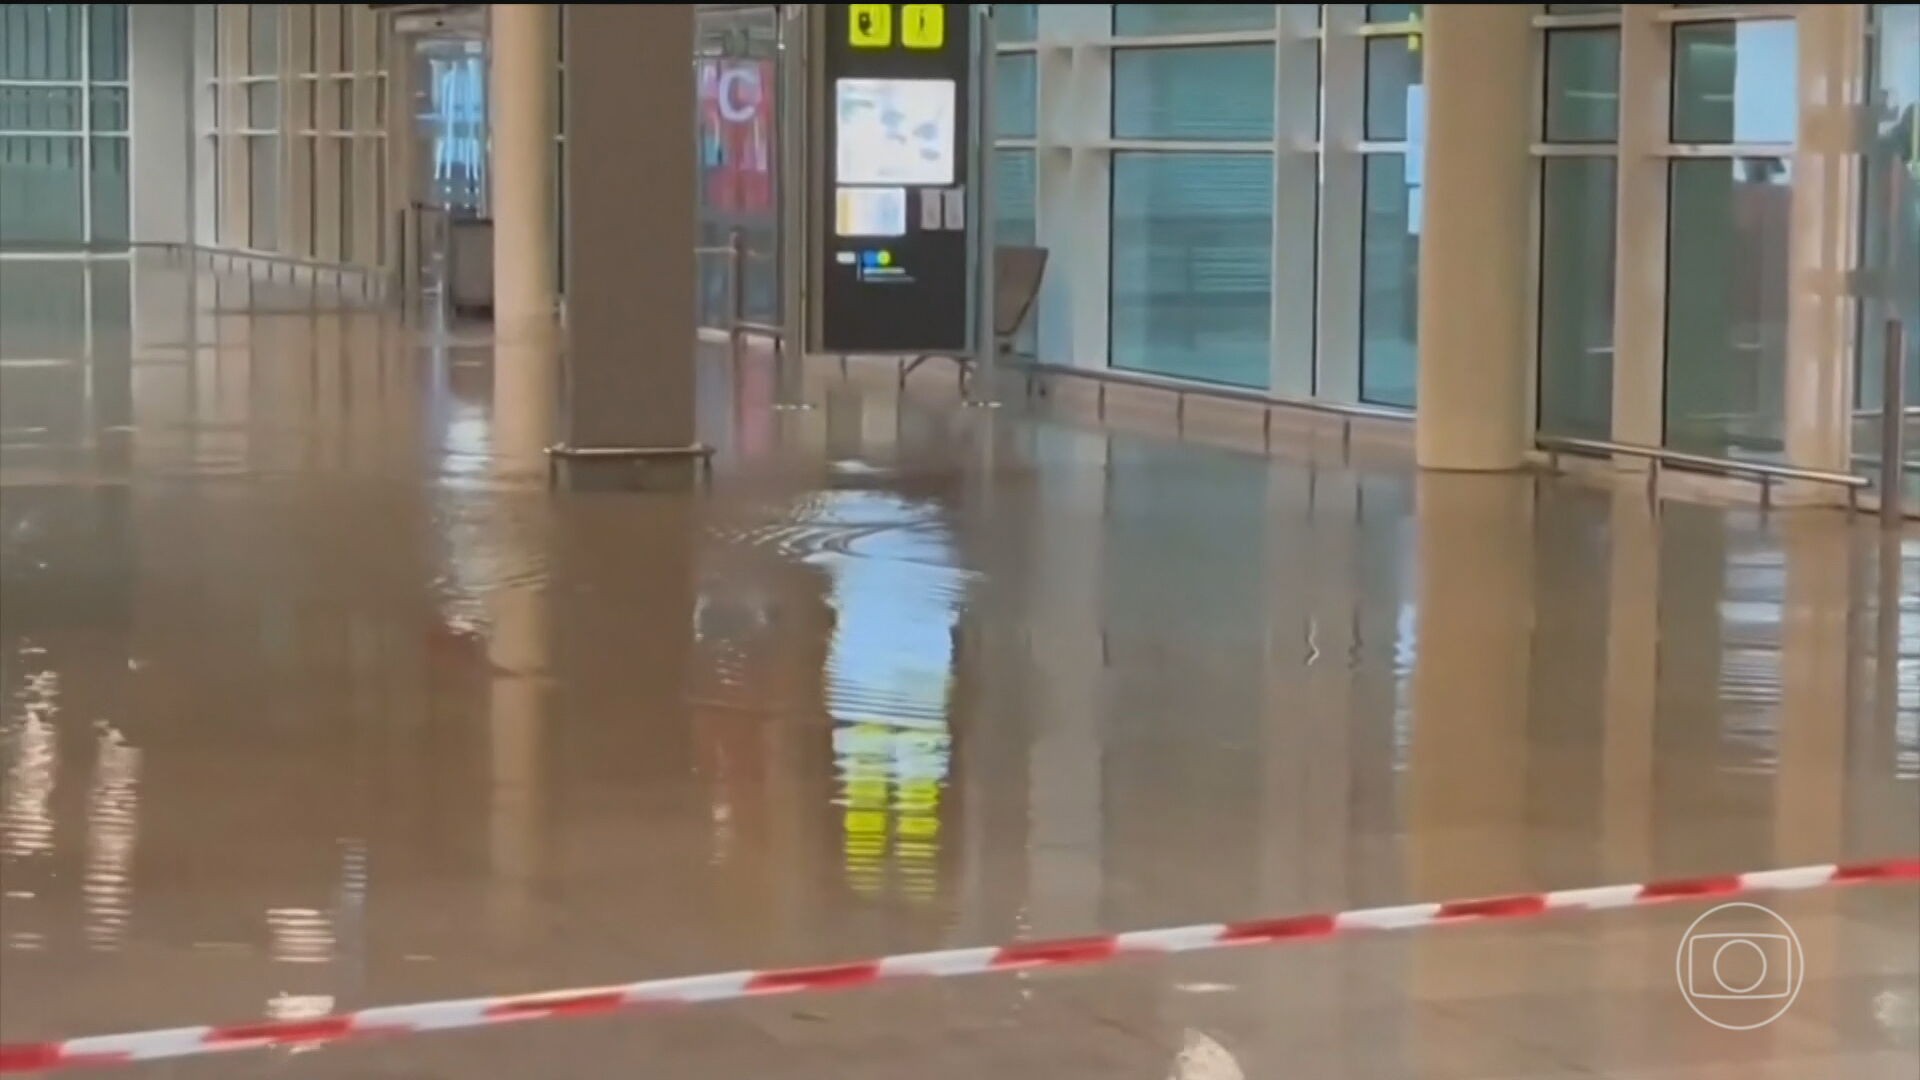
[2,256,1917,1078]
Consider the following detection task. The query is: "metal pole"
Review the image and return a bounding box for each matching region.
[1882,319,1907,524]
[965,2,998,408]
[773,2,813,410]
[726,226,746,362]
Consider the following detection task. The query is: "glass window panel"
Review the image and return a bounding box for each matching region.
[1544,29,1620,142]
[0,86,83,131]
[1665,157,1792,457]
[89,135,129,246]
[994,148,1038,353]
[88,4,128,82]
[996,3,1037,43]
[1671,20,1797,144]
[1113,4,1275,36]
[89,86,128,132]
[994,53,1036,139]
[248,82,279,128]
[994,149,1036,246]
[337,81,353,129]
[1363,36,1422,141]
[0,135,85,246]
[1366,4,1422,22]
[1360,153,1419,408]
[1110,152,1273,389]
[0,4,83,80]
[1113,46,1274,140]
[1537,158,1617,439]
[250,4,280,74]
[249,135,279,250]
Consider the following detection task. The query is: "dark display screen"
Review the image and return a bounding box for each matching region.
[814,4,974,355]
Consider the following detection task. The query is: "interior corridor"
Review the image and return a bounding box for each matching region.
[0,256,1916,1077]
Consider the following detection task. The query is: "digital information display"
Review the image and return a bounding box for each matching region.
[834,78,956,186]
[811,4,976,356]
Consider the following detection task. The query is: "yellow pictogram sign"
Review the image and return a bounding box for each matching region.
[902,5,944,49]
[849,4,892,48]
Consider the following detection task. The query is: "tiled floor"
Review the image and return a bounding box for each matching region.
[1,256,1916,1077]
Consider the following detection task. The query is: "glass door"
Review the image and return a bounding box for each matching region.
[695,5,782,330]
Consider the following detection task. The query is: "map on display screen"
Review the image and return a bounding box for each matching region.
[834,77,957,186]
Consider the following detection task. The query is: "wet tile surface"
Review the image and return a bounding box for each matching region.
[0,257,1917,1076]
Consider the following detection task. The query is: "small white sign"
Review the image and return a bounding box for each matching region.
[920,188,944,231]
[943,187,966,231]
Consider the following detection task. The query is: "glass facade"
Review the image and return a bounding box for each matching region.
[1359,153,1417,407]
[201,3,390,263]
[1112,46,1274,141]
[696,4,780,327]
[1110,153,1273,387]
[1537,158,1617,440]
[991,5,1040,354]
[1662,14,1797,459]
[1535,12,1620,440]
[0,4,130,249]
[1358,16,1423,407]
[965,3,1884,495]
[1856,3,1919,499]
[1105,9,1277,389]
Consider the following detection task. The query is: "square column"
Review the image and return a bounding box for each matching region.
[129,5,194,247]
[556,4,703,482]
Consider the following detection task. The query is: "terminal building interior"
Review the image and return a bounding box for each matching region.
[1,4,1918,1078]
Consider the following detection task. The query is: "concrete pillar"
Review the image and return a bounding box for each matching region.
[128,5,193,247]
[489,4,556,342]
[558,4,699,473]
[1413,5,1533,471]
[1785,4,1871,481]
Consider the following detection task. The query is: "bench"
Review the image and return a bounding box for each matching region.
[899,245,1049,386]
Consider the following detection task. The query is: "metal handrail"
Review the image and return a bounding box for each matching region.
[1017,360,1411,418]
[708,228,785,349]
[1538,435,1869,512]
[1013,359,1411,455]
[692,231,1884,512]
[158,241,393,302]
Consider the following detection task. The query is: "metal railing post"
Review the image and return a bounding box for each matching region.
[727,226,747,363]
[1883,319,1908,524]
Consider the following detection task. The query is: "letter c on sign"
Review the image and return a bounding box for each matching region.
[717,66,760,123]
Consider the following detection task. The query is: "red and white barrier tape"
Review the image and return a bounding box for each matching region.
[3,856,1915,1073]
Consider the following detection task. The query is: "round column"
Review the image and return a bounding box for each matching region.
[1413,5,1534,471]
[489,4,556,342]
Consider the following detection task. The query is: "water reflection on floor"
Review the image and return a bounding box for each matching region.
[0,256,1916,1078]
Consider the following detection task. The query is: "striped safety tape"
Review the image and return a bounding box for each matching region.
[2,856,1915,1073]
